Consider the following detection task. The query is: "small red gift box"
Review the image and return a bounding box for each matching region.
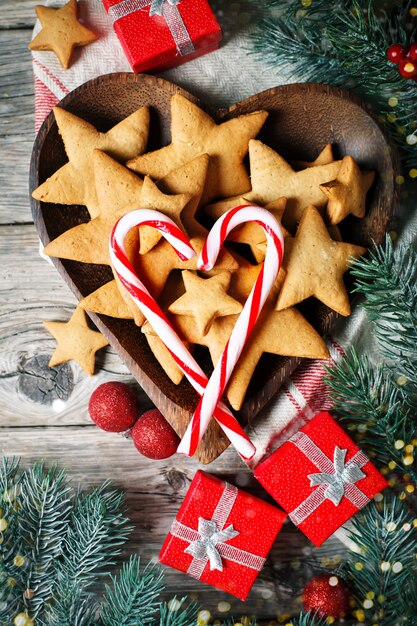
[102,0,222,73]
[254,412,388,547]
[159,470,287,600]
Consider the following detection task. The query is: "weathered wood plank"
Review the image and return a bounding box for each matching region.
[0,426,346,619]
[0,29,35,224]
[0,1,37,30]
[0,224,150,426]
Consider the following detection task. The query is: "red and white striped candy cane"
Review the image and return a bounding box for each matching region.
[109,209,256,460]
[177,204,284,457]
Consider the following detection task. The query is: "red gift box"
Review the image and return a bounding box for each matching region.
[102,0,222,73]
[254,412,388,547]
[159,470,287,600]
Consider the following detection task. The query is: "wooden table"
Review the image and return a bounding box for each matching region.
[0,2,346,620]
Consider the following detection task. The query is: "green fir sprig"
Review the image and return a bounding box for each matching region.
[350,234,417,393]
[343,494,417,625]
[0,461,198,626]
[285,611,328,626]
[324,349,416,481]
[249,0,417,174]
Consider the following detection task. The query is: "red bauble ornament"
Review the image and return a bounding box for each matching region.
[387,43,407,63]
[398,57,417,78]
[131,409,180,459]
[89,382,140,432]
[408,42,417,61]
[302,574,351,619]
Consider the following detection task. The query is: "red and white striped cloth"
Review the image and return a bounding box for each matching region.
[30,0,368,468]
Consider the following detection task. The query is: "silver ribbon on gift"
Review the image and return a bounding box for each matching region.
[108,0,195,57]
[170,481,266,579]
[289,432,370,526]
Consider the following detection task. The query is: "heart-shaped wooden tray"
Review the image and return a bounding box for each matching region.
[30,73,395,464]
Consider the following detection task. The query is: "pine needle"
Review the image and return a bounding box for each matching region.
[99,556,164,626]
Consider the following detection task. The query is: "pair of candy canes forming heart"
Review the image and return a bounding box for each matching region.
[110,205,284,460]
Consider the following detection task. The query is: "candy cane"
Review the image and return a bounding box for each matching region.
[177,205,284,457]
[109,209,256,460]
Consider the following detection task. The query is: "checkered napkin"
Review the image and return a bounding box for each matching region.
[29,0,396,467]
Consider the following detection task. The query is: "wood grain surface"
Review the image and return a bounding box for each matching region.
[0,2,391,619]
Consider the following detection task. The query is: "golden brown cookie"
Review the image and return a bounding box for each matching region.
[205,139,342,231]
[168,270,243,336]
[226,197,289,263]
[32,106,149,218]
[44,150,143,265]
[320,155,375,225]
[127,94,268,206]
[275,205,366,316]
[138,176,192,254]
[28,0,97,69]
[79,280,134,319]
[295,144,335,169]
[43,306,108,375]
[142,321,191,385]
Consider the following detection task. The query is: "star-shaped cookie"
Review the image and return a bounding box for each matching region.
[225,196,288,263]
[168,270,243,336]
[205,139,342,231]
[79,280,134,320]
[275,205,366,316]
[320,155,375,225]
[170,262,329,409]
[137,177,192,254]
[28,0,97,69]
[43,306,108,376]
[127,94,268,205]
[44,150,144,265]
[32,106,149,218]
[295,144,334,169]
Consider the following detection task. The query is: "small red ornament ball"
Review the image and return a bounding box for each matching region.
[387,43,407,63]
[131,409,180,459]
[302,574,351,619]
[408,42,417,61]
[398,57,417,78]
[89,382,140,432]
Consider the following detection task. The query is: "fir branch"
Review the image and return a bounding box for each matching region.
[249,0,417,172]
[344,493,417,625]
[17,463,73,618]
[286,611,328,626]
[0,458,21,560]
[324,349,416,481]
[0,458,22,622]
[350,235,417,392]
[158,598,198,626]
[99,556,164,626]
[45,483,133,626]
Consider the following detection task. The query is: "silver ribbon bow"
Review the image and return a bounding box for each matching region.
[108,0,195,57]
[184,518,239,571]
[308,446,366,506]
[288,432,370,526]
[170,481,266,579]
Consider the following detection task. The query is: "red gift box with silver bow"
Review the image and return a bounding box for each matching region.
[254,412,388,547]
[102,0,222,73]
[159,470,287,600]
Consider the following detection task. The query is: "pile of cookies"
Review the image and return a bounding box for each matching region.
[33,94,374,410]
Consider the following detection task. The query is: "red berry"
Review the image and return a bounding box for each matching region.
[302,574,351,619]
[408,42,417,61]
[131,409,180,459]
[399,57,417,78]
[89,382,140,432]
[387,43,407,63]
